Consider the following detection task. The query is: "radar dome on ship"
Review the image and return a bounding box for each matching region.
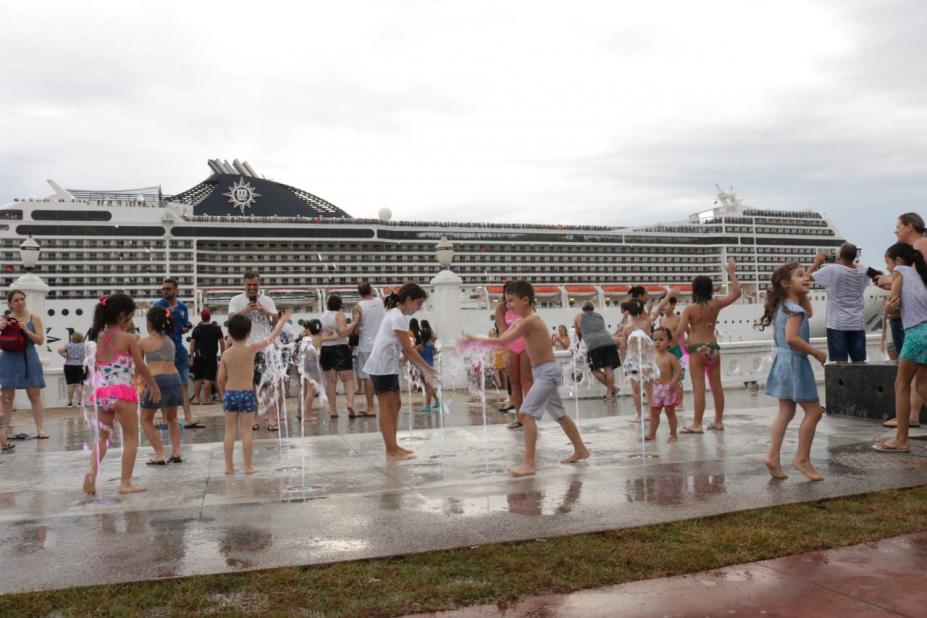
[378,208,392,221]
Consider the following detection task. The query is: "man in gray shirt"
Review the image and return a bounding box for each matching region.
[573,301,620,398]
[810,243,872,363]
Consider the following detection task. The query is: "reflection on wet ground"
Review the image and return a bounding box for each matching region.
[1,390,926,593]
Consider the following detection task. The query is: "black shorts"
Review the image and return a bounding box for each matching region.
[64,365,86,385]
[587,344,620,371]
[370,374,400,394]
[320,344,353,372]
[193,356,218,381]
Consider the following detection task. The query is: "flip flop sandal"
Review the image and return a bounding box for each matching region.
[507,421,523,429]
[252,423,260,430]
[167,456,183,464]
[680,427,704,434]
[184,421,206,429]
[266,425,279,431]
[1,443,14,452]
[872,442,911,453]
[358,411,377,417]
[8,433,30,441]
[146,458,168,465]
[706,423,725,431]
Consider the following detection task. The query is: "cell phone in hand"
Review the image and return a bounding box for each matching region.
[866,267,882,280]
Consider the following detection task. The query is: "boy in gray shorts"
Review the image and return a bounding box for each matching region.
[465,280,589,476]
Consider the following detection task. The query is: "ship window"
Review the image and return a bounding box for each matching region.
[0,210,23,220]
[32,210,112,222]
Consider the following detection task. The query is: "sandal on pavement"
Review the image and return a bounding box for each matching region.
[507,420,523,429]
[266,424,279,431]
[184,421,206,429]
[36,433,50,439]
[706,423,725,432]
[872,441,911,453]
[146,458,168,465]
[252,423,260,430]
[680,427,704,434]
[1,443,14,452]
[167,456,183,464]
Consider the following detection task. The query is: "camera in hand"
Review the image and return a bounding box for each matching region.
[248,295,257,304]
[824,255,836,263]
[866,267,883,281]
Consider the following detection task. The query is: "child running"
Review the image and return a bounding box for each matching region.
[646,327,682,443]
[217,308,292,475]
[465,280,589,477]
[758,262,826,481]
[139,306,186,465]
[84,294,160,495]
[363,283,435,459]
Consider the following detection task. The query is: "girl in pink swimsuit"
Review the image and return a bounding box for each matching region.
[84,294,160,496]
[496,282,534,429]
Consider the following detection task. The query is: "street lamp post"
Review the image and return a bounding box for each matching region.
[429,236,464,388]
[10,236,55,406]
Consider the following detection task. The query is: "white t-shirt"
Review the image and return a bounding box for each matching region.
[813,264,870,331]
[357,297,386,353]
[362,308,412,376]
[228,292,278,344]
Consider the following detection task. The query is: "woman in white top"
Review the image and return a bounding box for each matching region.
[320,295,358,419]
[876,243,927,453]
[362,283,435,460]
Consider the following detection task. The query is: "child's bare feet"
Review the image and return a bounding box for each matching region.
[83,472,96,496]
[644,434,655,442]
[508,464,536,477]
[119,483,146,494]
[561,448,590,464]
[764,457,788,480]
[397,445,414,455]
[386,449,415,460]
[630,415,642,422]
[245,467,257,475]
[792,459,823,481]
[667,435,677,443]
[225,466,234,475]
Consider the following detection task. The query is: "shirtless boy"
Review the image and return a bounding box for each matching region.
[464,280,589,476]
[217,308,292,475]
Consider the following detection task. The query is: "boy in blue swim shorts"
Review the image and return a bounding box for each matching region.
[218,308,291,475]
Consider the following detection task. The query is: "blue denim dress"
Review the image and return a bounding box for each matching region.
[765,301,818,402]
[0,320,46,389]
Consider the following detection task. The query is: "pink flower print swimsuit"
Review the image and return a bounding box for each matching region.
[90,330,138,411]
[504,310,527,355]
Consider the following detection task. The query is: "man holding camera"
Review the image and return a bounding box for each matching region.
[809,243,873,363]
[228,271,278,429]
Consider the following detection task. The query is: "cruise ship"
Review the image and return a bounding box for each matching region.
[1,159,885,365]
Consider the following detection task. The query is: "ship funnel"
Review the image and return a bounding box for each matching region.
[242,161,258,177]
[221,160,235,174]
[207,159,223,175]
[232,159,249,176]
[46,179,74,201]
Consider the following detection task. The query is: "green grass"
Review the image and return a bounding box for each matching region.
[5,486,927,617]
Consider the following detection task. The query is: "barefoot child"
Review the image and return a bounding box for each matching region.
[139,307,186,465]
[758,263,826,481]
[646,327,681,443]
[618,299,653,422]
[363,283,436,460]
[84,294,160,495]
[465,280,589,477]
[297,319,324,421]
[217,308,292,475]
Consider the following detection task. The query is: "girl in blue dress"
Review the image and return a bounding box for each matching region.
[757,262,827,481]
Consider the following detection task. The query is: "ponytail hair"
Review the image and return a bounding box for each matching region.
[757,262,801,331]
[91,293,136,339]
[885,242,927,288]
[146,305,176,335]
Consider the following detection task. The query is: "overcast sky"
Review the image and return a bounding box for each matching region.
[2,1,924,263]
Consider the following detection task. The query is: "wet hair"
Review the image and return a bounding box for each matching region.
[91,293,136,338]
[420,319,434,344]
[692,276,714,304]
[506,280,535,305]
[652,326,672,341]
[885,243,927,287]
[357,280,372,296]
[146,306,176,335]
[624,299,645,317]
[397,282,428,304]
[409,318,422,344]
[899,213,926,235]
[628,286,646,299]
[668,296,677,305]
[227,314,252,341]
[384,293,399,310]
[70,331,85,343]
[327,294,343,311]
[306,318,322,335]
[757,262,802,331]
[838,243,858,263]
[6,289,25,305]
[243,271,260,281]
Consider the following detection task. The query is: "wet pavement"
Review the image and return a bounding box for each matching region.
[413,532,927,617]
[1,388,926,593]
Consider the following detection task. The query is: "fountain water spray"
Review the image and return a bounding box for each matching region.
[625,329,660,459]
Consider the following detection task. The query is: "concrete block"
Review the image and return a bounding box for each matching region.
[825,361,927,423]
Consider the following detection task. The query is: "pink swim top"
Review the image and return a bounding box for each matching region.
[504,310,527,354]
[91,329,138,409]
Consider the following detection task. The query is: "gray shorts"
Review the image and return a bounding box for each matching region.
[356,350,372,380]
[520,361,567,421]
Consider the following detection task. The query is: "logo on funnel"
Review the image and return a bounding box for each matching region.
[224,177,261,214]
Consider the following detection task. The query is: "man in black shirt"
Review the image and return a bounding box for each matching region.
[190,309,225,404]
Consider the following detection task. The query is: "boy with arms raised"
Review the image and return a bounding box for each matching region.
[464,280,589,476]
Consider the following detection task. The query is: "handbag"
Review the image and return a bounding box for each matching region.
[0,319,26,352]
